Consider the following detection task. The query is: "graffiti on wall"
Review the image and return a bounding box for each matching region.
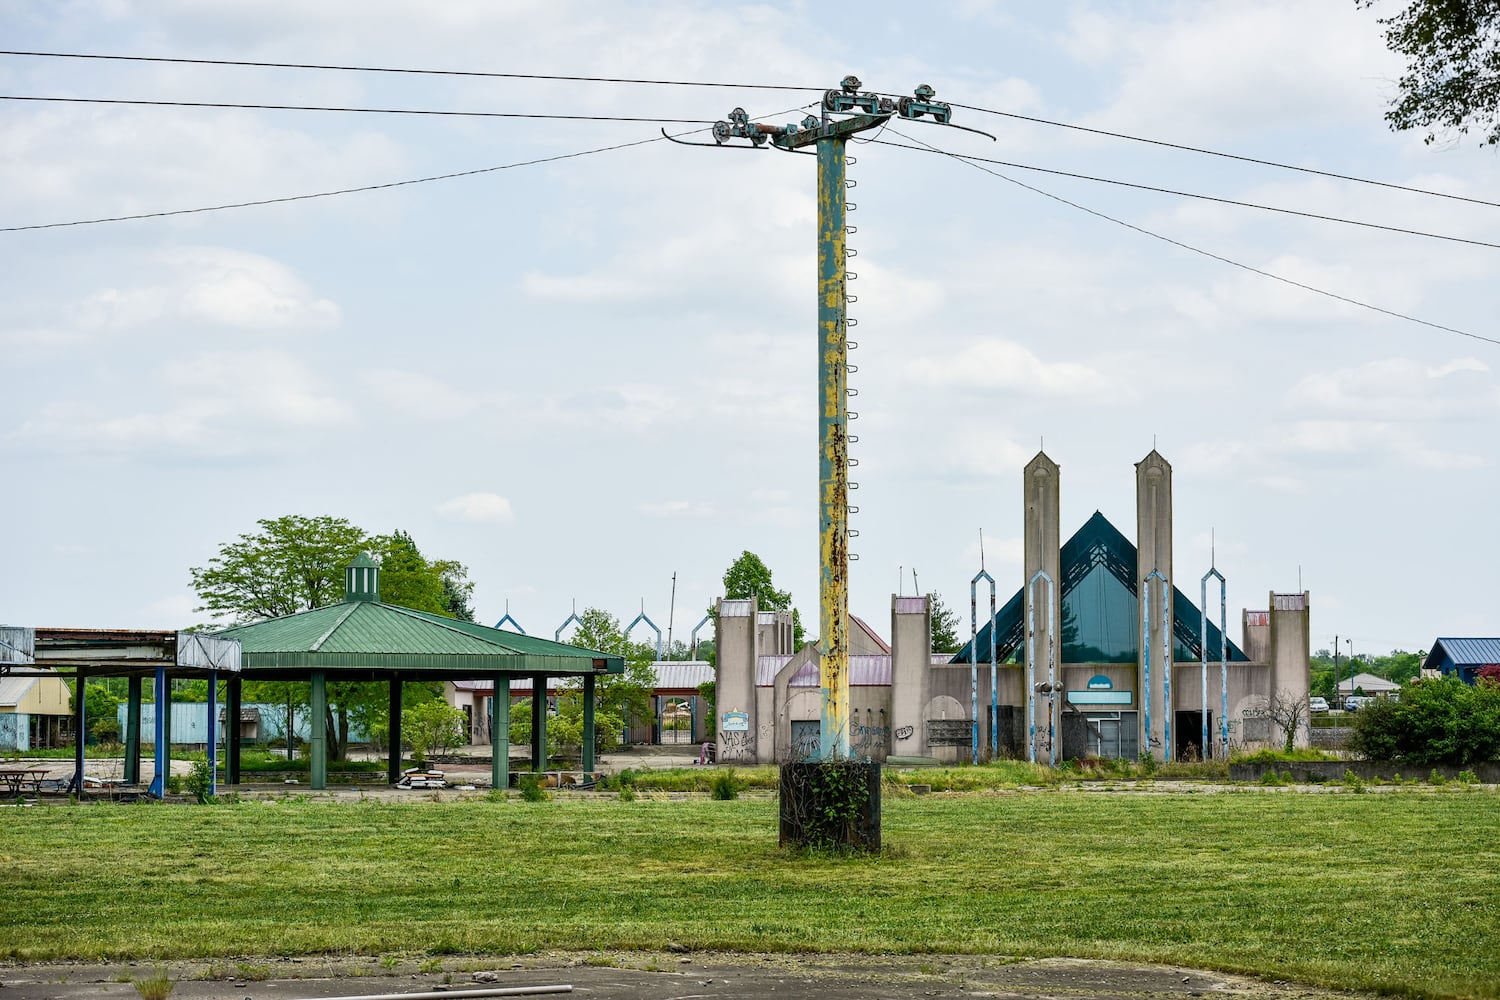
[894,725,914,741]
[850,708,890,757]
[719,729,754,759]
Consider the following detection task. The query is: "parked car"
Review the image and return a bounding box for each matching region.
[1344,696,1374,712]
[1308,696,1330,713]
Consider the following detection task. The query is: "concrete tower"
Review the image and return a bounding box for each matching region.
[1135,449,1174,759]
[889,594,932,757]
[1022,451,1062,761]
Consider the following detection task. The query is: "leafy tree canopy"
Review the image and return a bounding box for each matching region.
[929,592,963,654]
[1362,0,1500,144]
[560,607,658,727]
[721,550,805,646]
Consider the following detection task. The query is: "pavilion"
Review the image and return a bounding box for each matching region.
[215,554,622,790]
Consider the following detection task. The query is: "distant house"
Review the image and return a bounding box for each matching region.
[0,669,72,750]
[1422,638,1500,685]
[1336,671,1402,698]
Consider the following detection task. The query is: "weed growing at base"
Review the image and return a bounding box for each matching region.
[1,790,1496,1000]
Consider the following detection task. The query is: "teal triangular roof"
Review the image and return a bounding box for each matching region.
[953,511,1249,665]
[216,600,624,679]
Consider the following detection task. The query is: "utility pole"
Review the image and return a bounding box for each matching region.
[671,76,977,762]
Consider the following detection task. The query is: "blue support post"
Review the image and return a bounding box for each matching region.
[148,667,167,798]
[124,676,141,785]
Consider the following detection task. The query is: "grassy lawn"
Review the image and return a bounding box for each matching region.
[2,789,1496,999]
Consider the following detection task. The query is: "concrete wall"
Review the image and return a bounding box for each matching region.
[1270,592,1312,748]
[716,597,760,763]
[889,596,931,757]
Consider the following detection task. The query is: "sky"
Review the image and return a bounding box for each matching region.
[2,1,1496,659]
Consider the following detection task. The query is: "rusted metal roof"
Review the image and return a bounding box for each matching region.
[850,615,891,653]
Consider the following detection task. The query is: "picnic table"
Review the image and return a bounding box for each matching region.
[0,768,49,795]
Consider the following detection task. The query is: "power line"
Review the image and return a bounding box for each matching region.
[0,135,667,233]
[0,49,822,92]
[4,48,1492,210]
[0,94,714,123]
[1,104,815,232]
[952,102,1500,212]
[886,127,1498,348]
[870,138,1500,251]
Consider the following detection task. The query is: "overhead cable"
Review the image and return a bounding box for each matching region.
[952,102,1500,211]
[0,94,715,123]
[870,138,1500,251]
[0,49,822,92]
[3,49,1493,209]
[0,135,667,232]
[885,128,1497,348]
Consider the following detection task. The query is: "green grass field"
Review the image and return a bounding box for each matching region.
[3,788,1496,999]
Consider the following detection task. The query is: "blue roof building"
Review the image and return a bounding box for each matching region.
[1422,638,1500,685]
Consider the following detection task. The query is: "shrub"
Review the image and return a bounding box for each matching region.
[1350,677,1500,766]
[402,700,466,763]
[182,758,217,804]
[710,769,740,800]
[518,773,549,802]
[1343,769,1365,792]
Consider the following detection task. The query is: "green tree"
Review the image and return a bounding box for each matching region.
[190,515,368,626]
[402,699,466,763]
[1350,675,1500,765]
[563,607,657,738]
[721,550,805,646]
[1361,0,1500,145]
[928,592,962,654]
[190,516,471,760]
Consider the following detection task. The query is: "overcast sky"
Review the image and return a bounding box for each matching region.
[2,1,1495,657]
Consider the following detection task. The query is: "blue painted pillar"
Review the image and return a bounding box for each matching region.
[309,671,327,790]
[582,673,596,773]
[817,130,851,762]
[149,667,167,798]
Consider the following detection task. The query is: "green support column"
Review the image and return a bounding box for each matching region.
[124,676,142,785]
[387,677,403,785]
[309,671,327,790]
[582,673,596,773]
[72,671,87,798]
[530,675,547,772]
[226,675,242,786]
[491,674,510,791]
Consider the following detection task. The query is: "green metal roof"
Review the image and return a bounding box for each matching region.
[215,600,624,679]
[953,511,1249,665]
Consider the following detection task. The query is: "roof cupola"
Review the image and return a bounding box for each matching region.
[345,553,380,603]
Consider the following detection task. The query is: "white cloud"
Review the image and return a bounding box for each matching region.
[638,499,714,518]
[6,350,353,458]
[906,338,1112,397]
[438,493,515,524]
[1288,357,1497,421]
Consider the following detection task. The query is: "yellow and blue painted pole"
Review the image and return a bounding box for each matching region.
[817,130,851,761]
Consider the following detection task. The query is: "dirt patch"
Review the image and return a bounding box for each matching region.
[0,951,1377,999]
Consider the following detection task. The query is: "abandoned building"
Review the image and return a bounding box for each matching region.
[714,449,1311,765]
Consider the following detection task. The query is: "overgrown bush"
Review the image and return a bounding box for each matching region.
[518,772,549,802]
[710,768,740,800]
[182,758,217,804]
[1349,676,1500,766]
